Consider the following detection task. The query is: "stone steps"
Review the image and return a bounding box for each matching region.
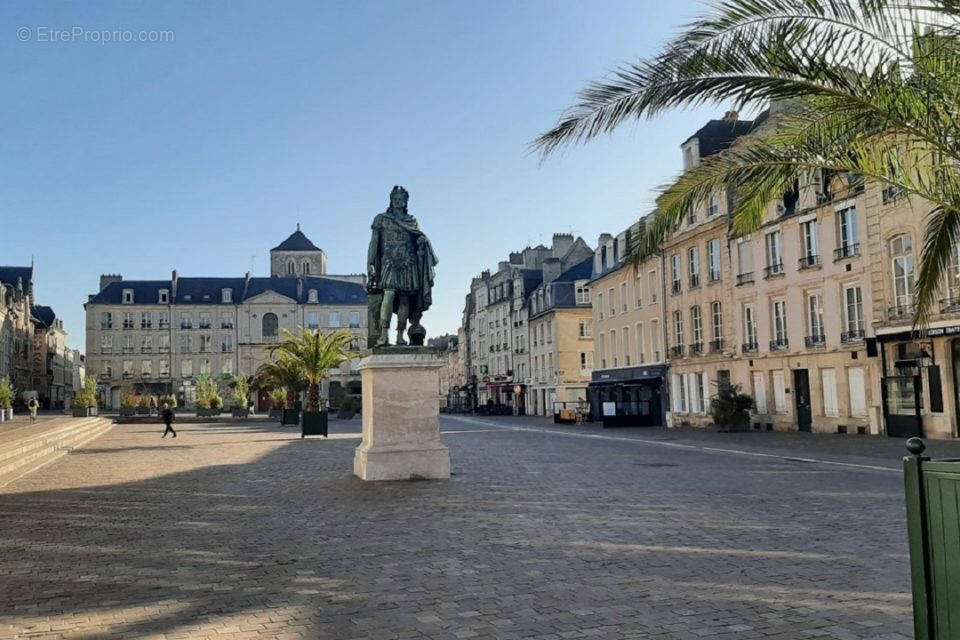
[0,417,113,489]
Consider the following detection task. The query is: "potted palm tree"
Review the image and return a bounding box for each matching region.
[0,376,12,423]
[231,376,250,418]
[256,357,305,425]
[268,327,354,437]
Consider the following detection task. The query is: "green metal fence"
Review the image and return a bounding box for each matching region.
[904,437,960,639]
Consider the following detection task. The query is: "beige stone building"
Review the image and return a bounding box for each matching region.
[0,266,35,395]
[85,229,367,410]
[527,257,594,416]
[587,220,667,425]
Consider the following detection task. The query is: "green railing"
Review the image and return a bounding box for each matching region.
[904,437,960,639]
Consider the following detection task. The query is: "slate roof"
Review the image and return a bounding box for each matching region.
[0,266,33,288]
[31,305,56,328]
[271,227,322,252]
[556,257,594,282]
[687,118,757,158]
[88,276,365,306]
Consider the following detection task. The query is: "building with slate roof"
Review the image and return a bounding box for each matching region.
[460,234,594,415]
[85,229,367,410]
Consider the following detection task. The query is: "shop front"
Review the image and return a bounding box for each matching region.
[587,364,667,428]
[877,325,959,439]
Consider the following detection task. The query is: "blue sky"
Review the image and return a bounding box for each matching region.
[1,0,723,349]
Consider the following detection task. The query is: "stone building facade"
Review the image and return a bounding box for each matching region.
[84,229,367,410]
[0,266,35,395]
[588,219,668,426]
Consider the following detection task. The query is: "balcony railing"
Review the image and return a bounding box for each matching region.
[671,282,682,294]
[689,275,700,288]
[841,329,865,344]
[804,334,826,348]
[941,296,960,314]
[769,338,789,351]
[763,263,785,279]
[888,304,916,321]
[709,271,721,283]
[669,345,685,358]
[834,243,860,261]
[742,342,758,353]
[736,272,754,286]
[798,254,821,270]
[689,342,704,355]
[709,339,724,353]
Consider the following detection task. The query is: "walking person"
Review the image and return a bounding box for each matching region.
[27,396,39,422]
[161,402,177,438]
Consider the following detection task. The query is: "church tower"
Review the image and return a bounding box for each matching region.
[270,225,328,277]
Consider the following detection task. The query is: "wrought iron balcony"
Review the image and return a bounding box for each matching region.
[741,342,758,353]
[709,272,721,283]
[804,334,826,348]
[769,338,789,351]
[888,304,916,321]
[840,329,865,343]
[689,342,704,355]
[833,243,860,261]
[669,345,685,358]
[709,339,724,353]
[941,296,960,314]
[736,272,754,285]
[671,282,682,294]
[763,263,785,279]
[798,254,821,270]
[689,275,700,288]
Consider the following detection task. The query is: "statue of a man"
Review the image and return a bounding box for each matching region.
[367,186,438,347]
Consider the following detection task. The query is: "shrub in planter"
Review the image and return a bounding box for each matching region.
[119,389,138,417]
[710,383,755,433]
[231,377,250,417]
[136,396,151,415]
[0,376,13,422]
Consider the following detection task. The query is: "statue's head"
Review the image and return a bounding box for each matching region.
[389,185,409,215]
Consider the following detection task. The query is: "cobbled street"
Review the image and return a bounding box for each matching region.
[0,416,934,640]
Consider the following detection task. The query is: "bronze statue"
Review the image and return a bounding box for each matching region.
[367,186,438,347]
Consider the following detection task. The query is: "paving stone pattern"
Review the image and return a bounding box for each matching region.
[0,415,918,639]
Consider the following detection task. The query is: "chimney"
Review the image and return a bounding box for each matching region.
[171,270,179,299]
[509,251,523,265]
[542,257,562,283]
[99,274,122,291]
[551,233,574,258]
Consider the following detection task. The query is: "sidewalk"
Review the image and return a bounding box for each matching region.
[447,413,957,469]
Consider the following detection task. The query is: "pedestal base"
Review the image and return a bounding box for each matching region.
[353,348,450,481]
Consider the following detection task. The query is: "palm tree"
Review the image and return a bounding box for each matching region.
[534,0,960,324]
[266,328,355,411]
[255,357,304,410]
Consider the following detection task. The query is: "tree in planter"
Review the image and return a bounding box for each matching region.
[267,328,354,412]
[268,387,287,411]
[0,376,13,415]
[232,376,250,411]
[710,383,755,433]
[256,358,306,409]
[195,374,221,412]
[120,389,137,408]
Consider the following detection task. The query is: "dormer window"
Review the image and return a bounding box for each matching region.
[184,295,192,302]
[308,289,318,303]
[159,289,169,304]
[221,288,232,303]
[122,289,134,304]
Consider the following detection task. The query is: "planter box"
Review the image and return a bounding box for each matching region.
[119,407,137,417]
[282,409,300,425]
[195,407,222,417]
[72,407,98,418]
[136,408,151,415]
[231,408,250,418]
[301,410,328,437]
[268,409,283,420]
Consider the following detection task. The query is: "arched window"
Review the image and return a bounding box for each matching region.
[889,234,914,312]
[287,261,295,275]
[262,312,279,338]
[303,261,310,275]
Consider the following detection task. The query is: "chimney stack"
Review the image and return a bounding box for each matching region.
[99,274,122,291]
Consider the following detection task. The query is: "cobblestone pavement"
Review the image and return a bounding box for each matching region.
[0,415,918,639]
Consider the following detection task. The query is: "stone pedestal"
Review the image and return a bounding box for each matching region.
[353,347,450,481]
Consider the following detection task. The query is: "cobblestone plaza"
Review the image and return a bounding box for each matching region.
[0,417,926,639]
